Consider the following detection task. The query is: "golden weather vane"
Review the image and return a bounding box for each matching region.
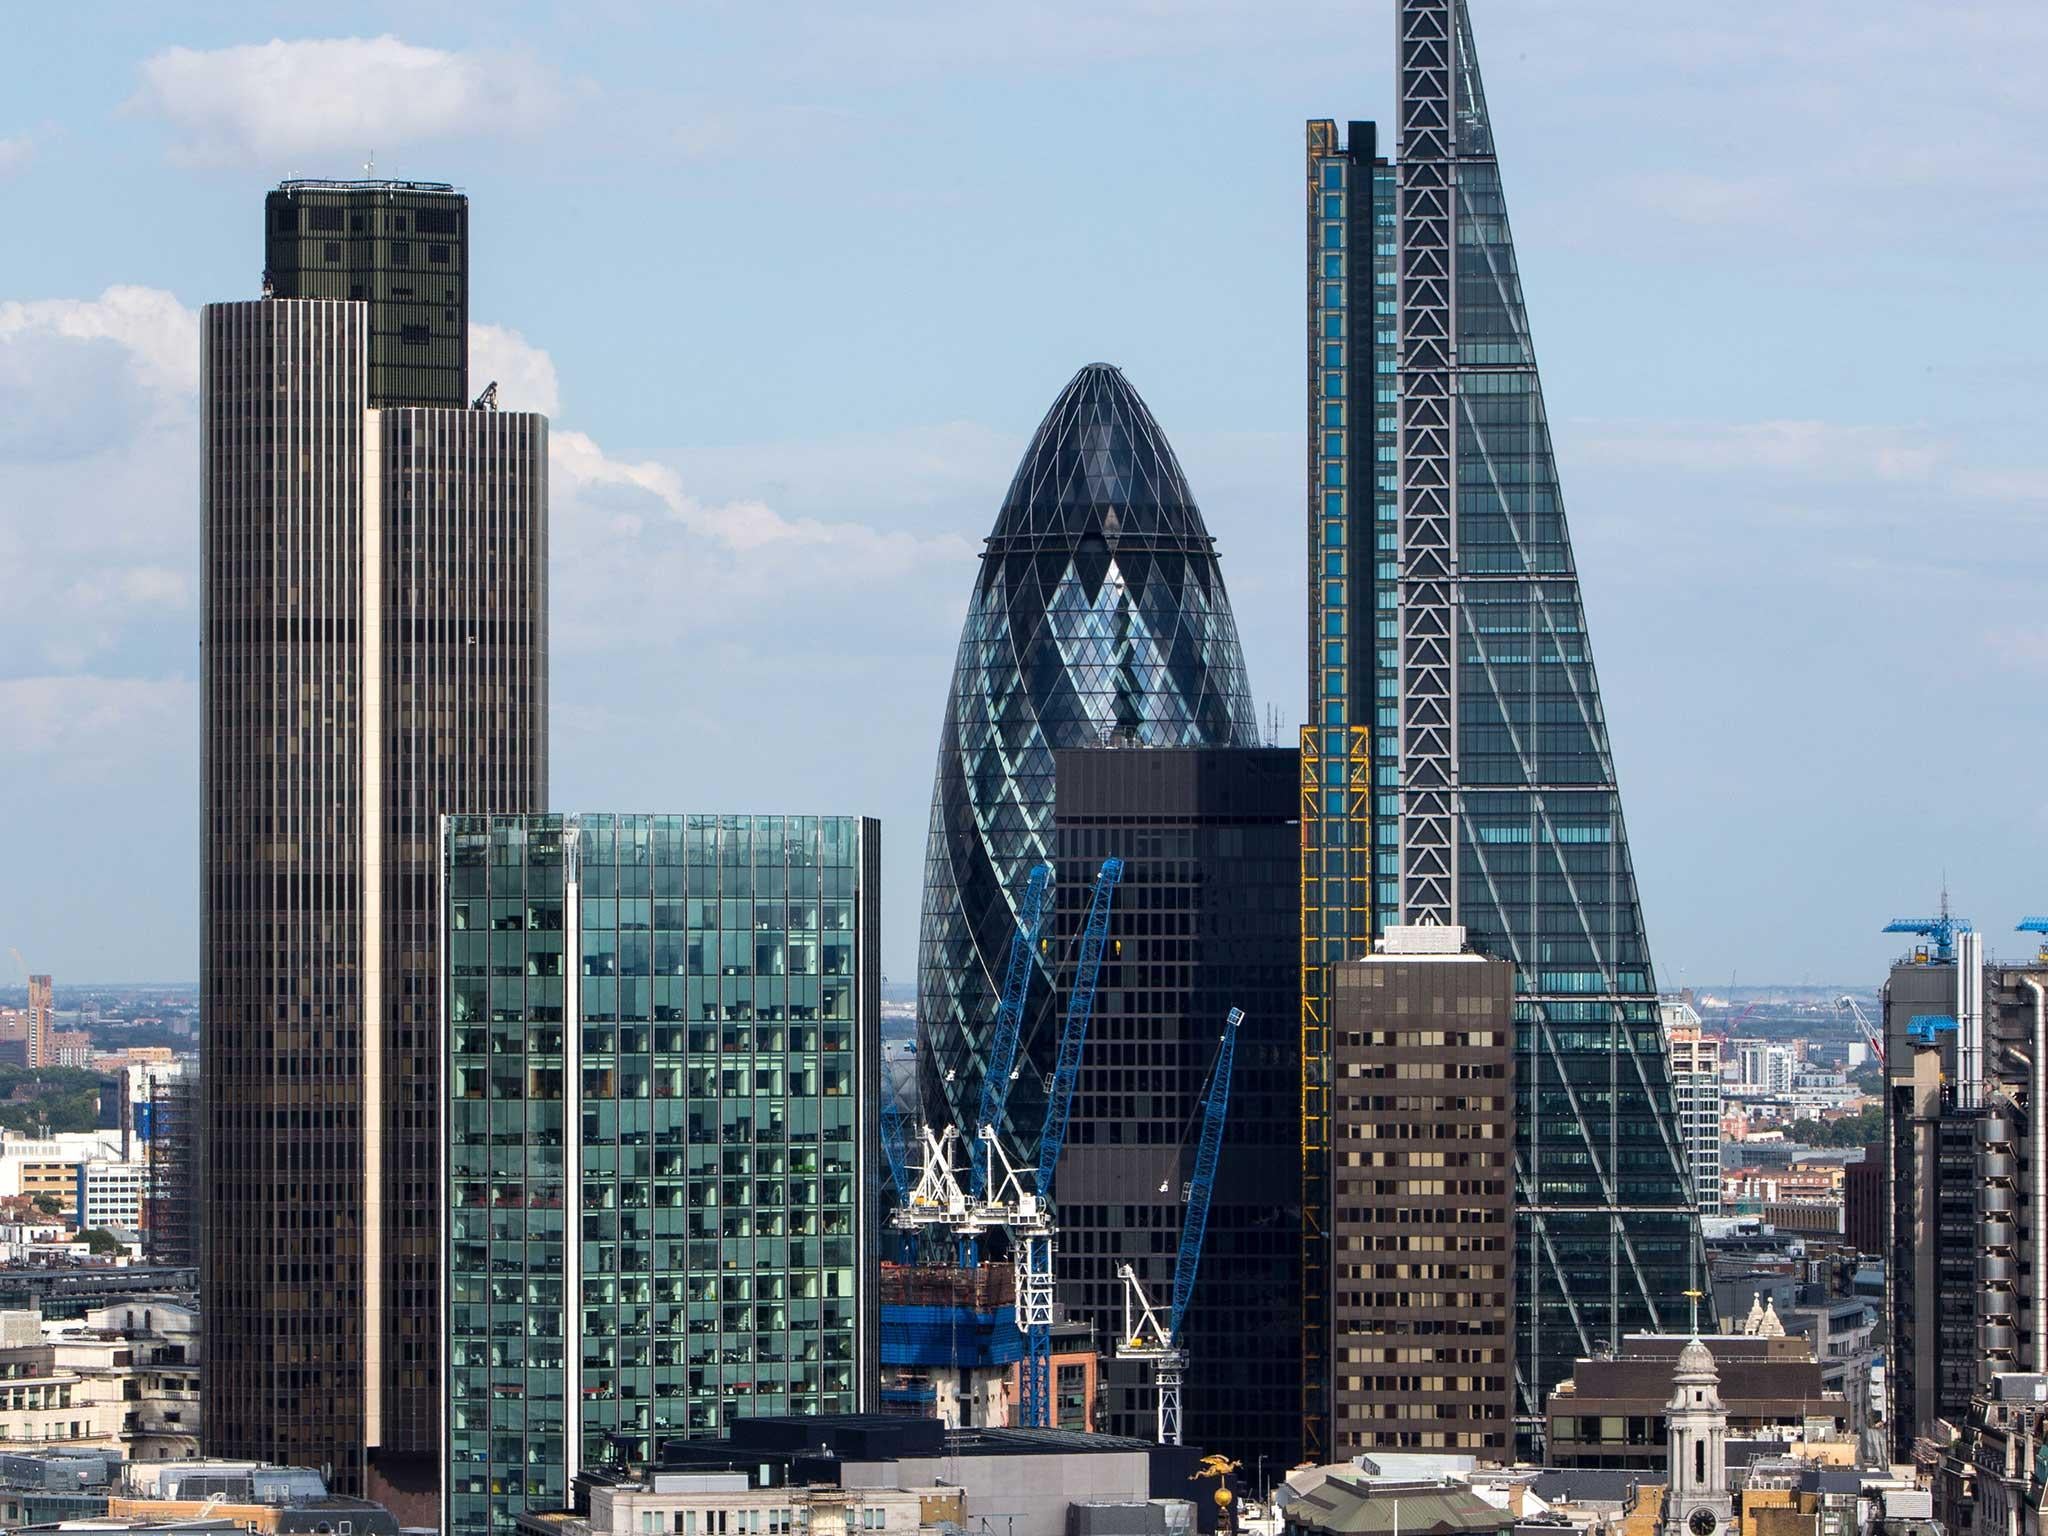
[1194,1456,1243,1536]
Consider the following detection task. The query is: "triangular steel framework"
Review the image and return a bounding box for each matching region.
[1395,0,1703,1449]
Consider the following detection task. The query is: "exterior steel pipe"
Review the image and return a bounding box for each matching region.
[1959,931,1985,1110]
[2027,976,2047,1373]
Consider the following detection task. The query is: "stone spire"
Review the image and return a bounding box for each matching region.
[1663,1336,1732,1536]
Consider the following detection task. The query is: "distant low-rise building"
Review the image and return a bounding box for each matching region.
[1934,1371,2048,1536]
[0,1455,403,1536]
[40,1032,94,1070]
[0,1302,201,1460]
[1841,1149,1882,1259]
[530,1415,1205,1536]
[519,1469,932,1536]
[1544,1335,1846,1471]
[1283,1476,1514,1536]
[75,1160,148,1234]
[0,1132,126,1222]
[1661,998,1724,1219]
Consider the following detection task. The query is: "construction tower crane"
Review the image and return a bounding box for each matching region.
[1004,855,1122,1429]
[889,862,1050,1256]
[1835,995,1884,1067]
[887,856,1121,1429]
[1885,907,1972,963]
[2020,917,2048,964]
[893,1125,993,1236]
[972,862,1054,1199]
[1118,1006,1243,1445]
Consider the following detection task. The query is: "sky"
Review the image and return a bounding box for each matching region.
[2,0,2044,991]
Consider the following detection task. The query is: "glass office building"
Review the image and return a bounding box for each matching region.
[1302,0,1699,1457]
[917,362,1262,1160]
[1051,746,1302,1466]
[442,814,880,1536]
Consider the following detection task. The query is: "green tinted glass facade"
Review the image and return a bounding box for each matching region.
[1425,3,1698,1440]
[443,814,880,1536]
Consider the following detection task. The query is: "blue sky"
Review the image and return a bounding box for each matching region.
[2,1,2044,989]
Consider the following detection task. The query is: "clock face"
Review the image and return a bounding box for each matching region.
[1689,1509,1719,1536]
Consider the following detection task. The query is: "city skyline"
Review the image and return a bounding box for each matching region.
[5,0,2047,993]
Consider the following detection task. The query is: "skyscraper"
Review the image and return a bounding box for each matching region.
[442,813,881,1536]
[25,974,50,1070]
[1325,926,1515,1458]
[1883,926,2048,1461]
[917,363,1261,1155]
[1050,745,1301,1465]
[1302,0,1697,1455]
[202,180,546,1509]
[265,180,469,410]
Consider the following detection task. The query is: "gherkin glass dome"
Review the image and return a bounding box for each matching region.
[916,363,1261,1154]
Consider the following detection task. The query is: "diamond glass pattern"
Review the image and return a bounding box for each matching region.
[916,364,1261,1156]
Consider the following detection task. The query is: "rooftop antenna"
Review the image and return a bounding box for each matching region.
[364,150,376,179]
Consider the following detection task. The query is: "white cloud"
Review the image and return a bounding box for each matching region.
[469,323,559,418]
[546,425,974,657]
[0,136,29,176]
[0,286,199,399]
[0,676,195,757]
[0,287,976,693]
[0,287,201,670]
[127,36,559,167]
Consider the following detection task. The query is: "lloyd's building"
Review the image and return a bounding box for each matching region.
[1300,0,1702,1459]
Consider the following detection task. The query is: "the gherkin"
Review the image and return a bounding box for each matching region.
[917,363,1261,1151]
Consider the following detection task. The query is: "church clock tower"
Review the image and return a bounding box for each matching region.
[1663,1338,1733,1536]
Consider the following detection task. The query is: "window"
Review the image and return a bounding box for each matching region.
[401,324,430,345]
[310,207,343,232]
[430,243,451,264]
[323,242,341,262]
[391,242,410,264]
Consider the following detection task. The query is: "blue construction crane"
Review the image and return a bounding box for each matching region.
[1172,1007,1241,1340]
[1908,1014,1959,1047]
[881,1093,911,1205]
[2020,917,2048,963]
[1014,855,1122,1429]
[1116,1007,1243,1445]
[971,861,1054,1199]
[879,1091,915,1262]
[1885,910,1973,963]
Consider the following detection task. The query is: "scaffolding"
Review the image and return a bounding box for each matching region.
[144,1077,197,1269]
